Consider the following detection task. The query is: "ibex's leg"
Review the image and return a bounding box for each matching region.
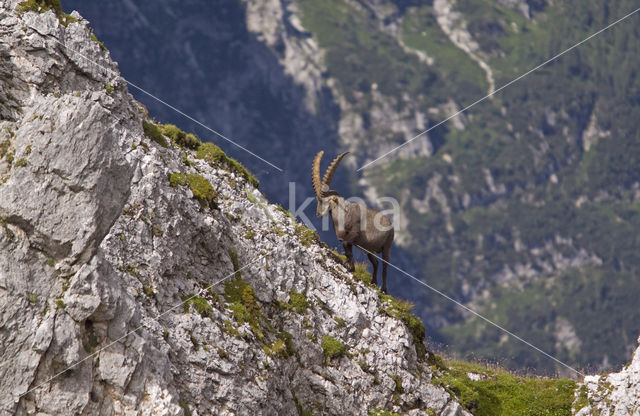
[382,244,391,293]
[367,253,378,286]
[343,242,355,272]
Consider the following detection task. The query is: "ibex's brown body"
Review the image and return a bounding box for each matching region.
[312,151,394,292]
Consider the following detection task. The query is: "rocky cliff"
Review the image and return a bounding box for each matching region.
[0,2,470,414]
[576,334,640,415]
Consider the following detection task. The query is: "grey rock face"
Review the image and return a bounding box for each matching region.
[575,334,640,416]
[0,3,470,415]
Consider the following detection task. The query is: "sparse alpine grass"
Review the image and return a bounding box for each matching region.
[431,358,577,416]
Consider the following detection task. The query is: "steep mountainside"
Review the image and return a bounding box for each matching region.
[0,3,471,414]
[60,0,640,375]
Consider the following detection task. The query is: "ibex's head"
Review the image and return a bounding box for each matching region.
[312,151,349,218]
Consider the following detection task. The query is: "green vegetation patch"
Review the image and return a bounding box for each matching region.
[0,141,10,159]
[321,335,348,359]
[182,295,213,318]
[433,359,577,416]
[16,0,78,26]
[263,334,295,359]
[369,410,401,416]
[224,277,263,338]
[294,223,317,247]
[14,158,27,167]
[161,124,201,150]
[196,142,259,188]
[288,290,309,313]
[142,120,168,148]
[168,172,217,208]
[353,262,372,284]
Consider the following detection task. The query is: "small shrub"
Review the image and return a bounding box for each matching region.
[142,120,168,148]
[105,83,114,93]
[28,293,38,303]
[55,298,65,309]
[14,158,27,167]
[321,335,348,359]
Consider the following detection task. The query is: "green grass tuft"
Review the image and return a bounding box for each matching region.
[288,290,309,313]
[182,295,213,318]
[353,262,372,284]
[185,174,216,208]
[321,335,348,359]
[294,223,317,247]
[142,120,168,148]
[224,277,263,338]
[161,124,201,150]
[196,142,259,188]
[16,0,78,27]
[433,359,577,416]
[168,172,217,208]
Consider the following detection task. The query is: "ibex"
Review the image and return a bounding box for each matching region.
[312,151,394,293]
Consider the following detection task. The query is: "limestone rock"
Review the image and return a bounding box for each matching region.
[0,3,471,415]
[574,334,640,416]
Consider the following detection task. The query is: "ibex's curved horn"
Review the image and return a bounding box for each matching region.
[312,151,324,200]
[322,152,349,192]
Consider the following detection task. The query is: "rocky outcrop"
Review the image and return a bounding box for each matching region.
[575,335,640,415]
[0,3,470,415]
[432,0,495,95]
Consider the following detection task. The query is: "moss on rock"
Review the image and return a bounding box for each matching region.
[321,335,348,359]
[196,142,259,188]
